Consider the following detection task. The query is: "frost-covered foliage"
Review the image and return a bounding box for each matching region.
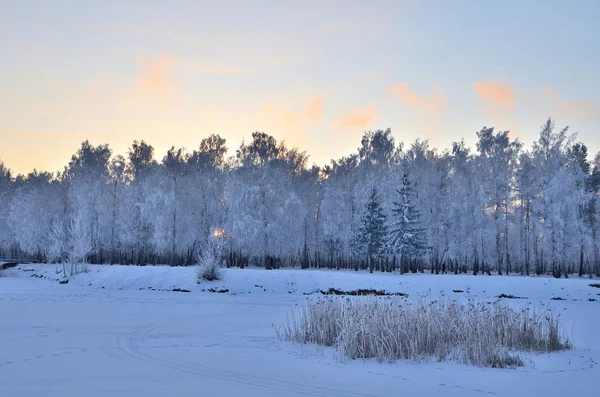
[67,210,92,276]
[196,233,226,282]
[278,297,572,368]
[46,216,66,263]
[387,171,429,260]
[352,187,388,272]
[0,120,599,275]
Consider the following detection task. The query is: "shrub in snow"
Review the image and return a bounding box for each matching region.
[278,297,572,368]
[196,234,225,282]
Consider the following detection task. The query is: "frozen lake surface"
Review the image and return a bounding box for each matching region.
[1,265,599,396]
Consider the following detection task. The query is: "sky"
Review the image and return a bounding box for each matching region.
[1,0,599,175]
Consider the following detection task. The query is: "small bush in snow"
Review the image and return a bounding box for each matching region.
[196,234,225,282]
[278,297,572,368]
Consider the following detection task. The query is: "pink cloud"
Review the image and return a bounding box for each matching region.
[84,53,186,119]
[558,101,594,120]
[260,93,326,128]
[387,83,447,114]
[306,93,326,124]
[261,102,301,127]
[138,52,174,100]
[473,79,516,106]
[335,107,376,130]
[473,78,518,124]
[184,60,246,75]
[543,87,595,120]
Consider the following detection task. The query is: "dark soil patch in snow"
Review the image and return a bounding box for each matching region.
[551,297,566,301]
[207,288,229,293]
[136,287,190,293]
[453,289,464,293]
[497,293,526,299]
[59,279,69,284]
[20,268,35,272]
[589,283,600,288]
[31,274,45,279]
[314,288,408,297]
[490,354,524,368]
[0,262,18,270]
[588,298,597,302]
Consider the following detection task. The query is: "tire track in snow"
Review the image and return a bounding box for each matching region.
[116,321,381,397]
[115,320,509,397]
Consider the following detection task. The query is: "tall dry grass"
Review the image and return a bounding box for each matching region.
[278,297,572,368]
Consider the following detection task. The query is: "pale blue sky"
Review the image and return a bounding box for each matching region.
[1,0,599,174]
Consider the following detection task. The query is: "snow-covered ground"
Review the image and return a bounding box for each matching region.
[1,264,599,396]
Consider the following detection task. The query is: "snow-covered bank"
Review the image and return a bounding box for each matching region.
[12,263,600,302]
[1,264,599,396]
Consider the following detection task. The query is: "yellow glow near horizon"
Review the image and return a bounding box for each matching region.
[1,1,599,176]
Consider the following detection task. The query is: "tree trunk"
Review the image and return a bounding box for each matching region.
[505,201,510,275]
[579,247,584,277]
[170,176,177,266]
[110,181,117,265]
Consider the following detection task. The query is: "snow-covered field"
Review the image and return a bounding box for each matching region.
[1,264,599,396]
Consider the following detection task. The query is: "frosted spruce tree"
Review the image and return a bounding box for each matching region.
[388,171,429,272]
[352,186,388,273]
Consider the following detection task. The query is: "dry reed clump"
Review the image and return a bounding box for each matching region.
[277,297,572,368]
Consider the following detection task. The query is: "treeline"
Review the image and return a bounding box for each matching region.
[0,118,599,277]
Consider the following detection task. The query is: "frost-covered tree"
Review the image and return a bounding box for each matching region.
[67,209,92,276]
[2,121,599,276]
[588,153,600,276]
[320,155,360,261]
[227,132,309,268]
[388,171,429,271]
[0,161,15,255]
[352,186,388,272]
[162,146,188,265]
[126,140,157,265]
[444,141,476,274]
[107,155,127,264]
[47,216,66,263]
[475,127,521,274]
[515,151,537,275]
[8,171,63,258]
[528,119,585,277]
[187,134,229,249]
